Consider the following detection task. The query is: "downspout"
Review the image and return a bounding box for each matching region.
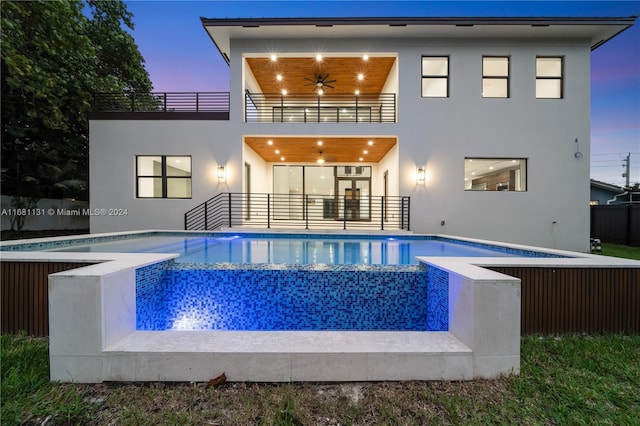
[606,191,628,205]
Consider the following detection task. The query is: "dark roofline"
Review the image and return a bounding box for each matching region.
[201,16,637,65]
[200,16,637,27]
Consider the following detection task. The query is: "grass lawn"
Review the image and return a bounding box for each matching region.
[600,243,640,261]
[2,333,639,425]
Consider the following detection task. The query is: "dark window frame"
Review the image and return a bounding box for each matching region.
[464,157,528,192]
[135,155,192,199]
[482,56,510,98]
[536,56,564,99]
[421,55,450,98]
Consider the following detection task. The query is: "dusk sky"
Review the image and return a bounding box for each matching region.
[124,0,639,187]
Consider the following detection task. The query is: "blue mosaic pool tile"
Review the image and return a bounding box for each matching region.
[426,266,449,331]
[135,260,173,329]
[136,262,449,332]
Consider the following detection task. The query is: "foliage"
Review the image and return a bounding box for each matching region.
[8,196,38,232]
[1,0,152,201]
[2,334,639,424]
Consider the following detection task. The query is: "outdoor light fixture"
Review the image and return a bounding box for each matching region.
[417,167,426,184]
[217,165,226,182]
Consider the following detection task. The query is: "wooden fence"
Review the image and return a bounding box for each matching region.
[1,262,92,336]
[591,204,640,246]
[489,267,640,334]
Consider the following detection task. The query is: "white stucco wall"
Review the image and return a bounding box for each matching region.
[89,120,243,232]
[90,36,591,251]
[394,39,590,251]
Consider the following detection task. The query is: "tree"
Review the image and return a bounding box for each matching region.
[1,0,152,202]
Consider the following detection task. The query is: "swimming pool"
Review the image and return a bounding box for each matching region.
[22,233,560,265]
[4,230,580,381]
[2,232,561,333]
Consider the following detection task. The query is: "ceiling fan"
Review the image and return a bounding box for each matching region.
[304,73,336,91]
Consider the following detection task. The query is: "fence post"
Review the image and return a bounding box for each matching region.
[163,93,167,112]
[228,193,232,228]
[406,197,411,231]
[204,200,208,230]
[131,91,135,112]
[355,95,359,123]
[267,194,271,229]
[305,194,309,230]
[343,195,347,230]
[280,95,284,122]
[196,93,199,112]
[380,196,384,230]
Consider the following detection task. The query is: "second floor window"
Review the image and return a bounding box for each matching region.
[136,155,192,198]
[422,56,449,97]
[482,57,509,98]
[536,57,563,98]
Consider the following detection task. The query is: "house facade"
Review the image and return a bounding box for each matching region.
[89,17,635,252]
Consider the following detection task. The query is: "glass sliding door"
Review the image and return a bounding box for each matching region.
[273,165,371,222]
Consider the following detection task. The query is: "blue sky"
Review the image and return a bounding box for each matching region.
[124,0,640,186]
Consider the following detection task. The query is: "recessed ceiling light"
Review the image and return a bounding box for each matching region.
[316,54,323,61]
[354,90,360,95]
[281,89,287,95]
[270,54,277,61]
[359,157,364,161]
[489,166,494,170]
[276,74,283,81]
[267,140,273,145]
[363,54,369,61]
[275,149,280,154]
[317,140,323,146]
[367,140,373,146]
[357,73,364,81]
[363,150,368,154]
[280,157,285,161]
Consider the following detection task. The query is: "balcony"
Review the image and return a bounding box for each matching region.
[245,93,396,123]
[91,92,230,120]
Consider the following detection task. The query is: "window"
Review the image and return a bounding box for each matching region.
[464,158,527,191]
[422,56,449,97]
[482,57,509,98]
[136,155,192,198]
[536,57,563,98]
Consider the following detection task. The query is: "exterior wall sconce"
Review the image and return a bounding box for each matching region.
[416,167,426,184]
[217,165,226,182]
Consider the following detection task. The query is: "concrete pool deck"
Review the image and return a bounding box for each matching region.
[1,229,638,383]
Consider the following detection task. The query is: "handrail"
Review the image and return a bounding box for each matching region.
[93,92,230,113]
[245,92,396,123]
[185,192,410,231]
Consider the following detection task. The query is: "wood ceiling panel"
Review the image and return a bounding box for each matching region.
[245,136,396,163]
[246,56,396,95]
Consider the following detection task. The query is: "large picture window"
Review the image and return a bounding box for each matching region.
[421,56,449,97]
[136,155,192,198]
[482,57,509,98]
[536,57,563,98]
[464,158,527,191]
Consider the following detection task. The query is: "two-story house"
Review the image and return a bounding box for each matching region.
[89,16,635,252]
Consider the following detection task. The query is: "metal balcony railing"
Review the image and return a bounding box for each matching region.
[245,93,396,123]
[185,192,410,231]
[93,92,230,113]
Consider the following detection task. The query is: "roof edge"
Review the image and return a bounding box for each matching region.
[200,16,638,27]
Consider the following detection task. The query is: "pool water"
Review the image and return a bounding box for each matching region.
[51,235,527,265]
